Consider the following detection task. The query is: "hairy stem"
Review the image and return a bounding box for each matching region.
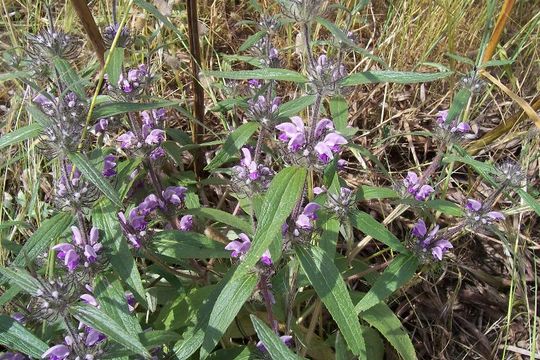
[259,274,278,333]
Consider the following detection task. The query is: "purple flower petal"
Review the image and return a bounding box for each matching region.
[412,219,427,238]
[42,345,70,359]
[179,215,193,231]
[314,118,334,138]
[415,185,434,201]
[486,211,505,221]
[71,226,83,246]
[80,294,98,307]
[466,199,482,212]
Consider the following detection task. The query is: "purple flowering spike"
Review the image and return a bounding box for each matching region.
[487,211,505,221]
[295,214,312,230]
[431,239,453,261]
[145,129,165,145]
[260,250,273,266]
[103,155,117,177]
[303,203,321,220]
[80,294,98,307]
[64,249,79,272]
[52,243,75,260]
[466,199,483,212]
[163,186,187,206]
[436,110,448,125]
[71,226,84,246]
[412,220,427,238]
[150,146,166,160]
[117,131,139,149]
[415,185,434,201]
[179,215,193,231]
[42,345,70,360]
[85,328,106,346]
[314,118,334,138]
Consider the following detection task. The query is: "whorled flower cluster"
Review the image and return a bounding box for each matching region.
[307,55,347,96]
[401,171,434,201]
[464,199,505,229]
[54,165,99,212]
[434,109,472,143]
[231,148,274,196]
[410,219,453,262]
[108,64,153,100]
[276,116,347,169]
[116,108,167,160]
[27,29,81,64]
[225,233,272,267]
[246,96,281,127]
[52,226,103,273]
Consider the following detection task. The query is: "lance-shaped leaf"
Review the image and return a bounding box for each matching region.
[0,123,42,151]
[105,47,125,85]
[153,231,230,259]
[341,70,453,87]
[355,254,419,313]
[92,100,179,119]
[70,304,150,358]
[250,315,302,360]
[205,69,307,83]
[0,267,42,295]
[295,245,366,357]
[205,122,259,171]
[277,95,317,119]
[186,208,253,235]
[68,152,122,208]
[0,315,49,358]
[349,209,407,252]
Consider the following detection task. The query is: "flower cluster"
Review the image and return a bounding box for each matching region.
[27,278,80,323]
[42,326,106,360]
[464,199,505,228]
[109,64,152,99]
[231,148,274,195]
[246,96,281,127]
[435,109,472,143]
[102,23,131,48]
[118,187,187,248]
[322,186,355,217]
[411,219,453,261]
[495,161,524,188]
[280,0,326,22]
[225,233,272,266]
[102,155,117,178]
[34,92,88,158]
[307,55,347,96]
[117,108,167,160]
[276,116,347,168]
[284,202,321,241]
[402,171,434,201]
[54,164,99,211]
[52,226,103,272]
[27,29,81,64]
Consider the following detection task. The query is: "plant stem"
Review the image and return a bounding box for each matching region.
[302,22,316,69]
[258,274,278,333]
[308,93,323,142]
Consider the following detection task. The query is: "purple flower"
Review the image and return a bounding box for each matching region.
[118,212,143,249]
[85,327,105,346]
[94,118,109,133]
[314,118,334,138]
[314,132,347,163]
[129,209,148,231]
[0,353,28,360]
[248,79,261,89]
[260,250,273,266]
[403,171,434,201]
[102,154,117,177]
[163,186,187,206]
[224,233,251,259]
[437,110,471,134]
[179,215,193,231]
[125,291,136,312]
[295,202,321,231]
[256,335,293,353]
[412,220,452,261]
[117,131,139,149]
[150,146,166,160]
[137,194,161,216]
[141,109,167,126]
[42,344,70,360]
[11,313,25,324]
[240,148,259,180]
[276,116,306,151]
[80,294,98,307]
[465,199,505,225]
[145,129,165,145]
[84,227,102,264]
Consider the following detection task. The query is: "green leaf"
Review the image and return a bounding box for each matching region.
[360,302,417,360]
[329,95,348,132]
[53,57,87,97]
[0,315,48,358]
[205,122,259,171]
[93,200,146,305]
[26,104,52,127]
[205,69,307,83]
[0,71,30,82]
[355,186,398,201]
[0,267,41,295]
[516,189,540,217]
[250,315,301,360]
[11,212,72,268]
[319,214,340,259]
[105,48,125,85]
[186,207,253,235]
[70,304,150,357]
[349,209,407,253]
[446,88,471,123]
[355,254,418,312]
[424,199,464,217]
[239,31,267,52]
[194,166,307,358]
[153,230,230,259]
[92,100,179,119]
[277,95,317,118]
[94,274,143,337]
[295,245,366,357]
[156,285,215,330]
[0,123,42,151]
[68,152,123,208]
[341,71,453,87]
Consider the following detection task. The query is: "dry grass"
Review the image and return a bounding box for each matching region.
[1,0,539,358]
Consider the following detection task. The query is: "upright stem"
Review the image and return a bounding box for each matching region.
[418,147,445,186]
[308,93,323,142]
[63,317,86,357]
[61,159,88,244]
[302,22,316,69]
[253,128,266,164]
[258,274,278,333]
